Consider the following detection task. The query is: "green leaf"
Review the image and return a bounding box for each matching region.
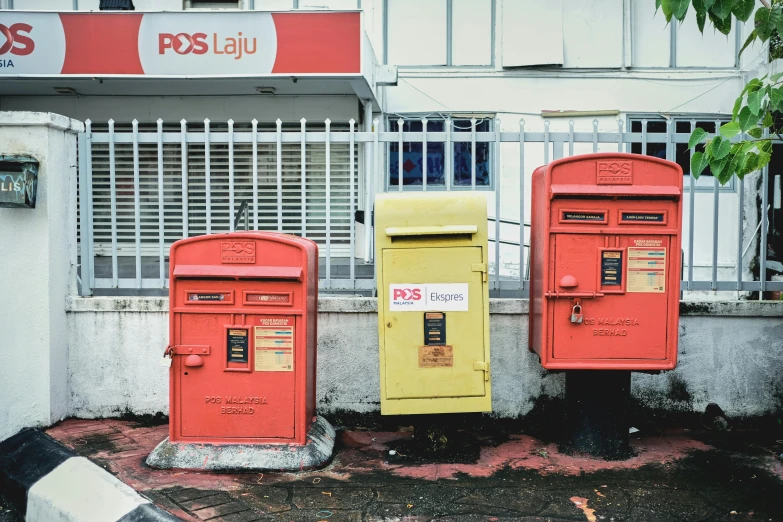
[755,6,779,42]
[712,135,731,159]
[770,86,783,111]
[703,0,716,9]
[748,127,763,138]
[656,0,662,11]
[741,153,759,176]
[748,89,763,115]
[661,0,673,22]
[763,111,774,128]
[738,106,756,131]
[667,0,689,21]
[710,0,734,20]
[696,7,707,32]
[688,127,708,149]
[772,71,783,83]
[739,30,758,56]
[709,154,730,180]
[758,150,772,170]
[719,121,741,139]
[709,9,732,35]
[691,151,710,178]
[743,78,763,96]
[732,96,742,119]
[732,0,754,22]
[759,139,773,153]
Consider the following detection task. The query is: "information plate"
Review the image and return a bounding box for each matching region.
[418,345,453,368]
[254,318,294,372]
[424,312,446,345]
[621,212,665,223]
[561,211,606,222]
[601,251,623,287]
[227,328,248,363]
[627,247,666,293]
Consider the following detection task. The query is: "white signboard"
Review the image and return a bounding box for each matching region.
[388,283,469,312]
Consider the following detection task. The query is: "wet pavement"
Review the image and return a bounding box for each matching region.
[44,417,783,522]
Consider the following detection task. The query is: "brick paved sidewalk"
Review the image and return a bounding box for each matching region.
[45,418,783,522]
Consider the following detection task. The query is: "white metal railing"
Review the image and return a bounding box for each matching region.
[76,117,783,298]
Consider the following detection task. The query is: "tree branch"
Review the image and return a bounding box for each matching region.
[761,0,772,9]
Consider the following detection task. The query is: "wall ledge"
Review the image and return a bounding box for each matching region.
[0,112,84,133]
[67,296,782,316]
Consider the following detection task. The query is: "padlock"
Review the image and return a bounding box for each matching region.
[570,304,583,324]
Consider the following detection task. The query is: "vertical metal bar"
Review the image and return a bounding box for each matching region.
[446,0,453,66]
[617,119,624,152]
[592,119,599,153]
[228,119,235,233]
[349,118,356,284]
[641,119,648,156]
[760,128,770,299]
[422,118,428,192]
[669,17,677,67]
[568,120,574,157]
[276,118,283,232]
[132,119,141,289]
[397,118,404,191]
[252,119,259,231]
[85,120,95,290]
[363,104,373,264]
[737,146,744,291]
[446,117,452,190]
[519,119,526,292]
[77,132,92,296]
[711,120,721,290]
[325,119,332,288]
[471,118,477,189]
[180,119,189,238]
[494,117,501,291]
[372,118,380,265]
[204,118,212,234]
[544,120,550,164]
[108,119,118,288]
[300,118,306,236]
[688,120,696,289]
[157,119,165,288]
[666,118,673,161]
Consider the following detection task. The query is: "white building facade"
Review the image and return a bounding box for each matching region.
[0,0,775,297]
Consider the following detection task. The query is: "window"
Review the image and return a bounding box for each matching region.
[185,0,241,8]
[385,0,493,66]
[629,117,735,191]
[388,117,492,189]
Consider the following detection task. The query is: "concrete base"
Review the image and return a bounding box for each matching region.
[145,416,336,471]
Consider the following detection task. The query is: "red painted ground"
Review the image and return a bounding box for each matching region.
[47,419,711,489]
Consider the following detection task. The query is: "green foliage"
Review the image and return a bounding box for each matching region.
[656,0,783,184]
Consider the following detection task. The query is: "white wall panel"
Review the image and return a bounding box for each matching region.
[13,0,72,9]
[631,0,670,67]
[676,10,735,67]
[562,0,623,68]
[501,0,562,67]
[253,0,294,9]
[300,0,358,9]
[452,0,492,66]
[133,0,184,10]
[387,0,447,66]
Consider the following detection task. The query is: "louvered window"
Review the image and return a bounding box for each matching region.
[83,121,360,258]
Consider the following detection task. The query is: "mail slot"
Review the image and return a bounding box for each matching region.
[166,232,318,444]
[529,153,683,370]
[375,193,491,415]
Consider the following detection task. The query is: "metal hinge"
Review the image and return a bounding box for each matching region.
[473,361,490,381]
[471,263,488,282]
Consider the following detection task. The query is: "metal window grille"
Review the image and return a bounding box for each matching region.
[77,116,783,298]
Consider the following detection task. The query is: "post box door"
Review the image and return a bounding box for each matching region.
[382,247,486,399]
[551,234,670,360]
[176,313,295,439]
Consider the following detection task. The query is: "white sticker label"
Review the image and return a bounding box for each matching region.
[388,283,469,312]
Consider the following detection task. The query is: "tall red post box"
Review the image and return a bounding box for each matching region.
[529,153,683,371]
[148,232,334,471]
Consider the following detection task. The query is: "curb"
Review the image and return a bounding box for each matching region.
[0,429,179,522]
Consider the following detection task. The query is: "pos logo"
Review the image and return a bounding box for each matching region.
[393,288,422,301]
[159,33,208,55]
[0,23,34,56]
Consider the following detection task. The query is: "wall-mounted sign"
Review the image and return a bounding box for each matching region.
[0,11,360,76]
[0,155,38,209]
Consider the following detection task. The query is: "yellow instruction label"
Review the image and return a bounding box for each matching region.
[254,320,294,372]
[627,247,666,293]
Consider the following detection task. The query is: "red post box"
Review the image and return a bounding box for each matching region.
[529,153,683,371]
[147,232,334,471]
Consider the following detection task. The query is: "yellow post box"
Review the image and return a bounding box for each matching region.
[375,193,492,415]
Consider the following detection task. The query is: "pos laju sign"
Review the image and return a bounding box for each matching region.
[0,11,360,75]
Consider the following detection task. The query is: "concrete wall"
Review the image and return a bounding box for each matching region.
[66,297,783,420]
[0,112,83,441]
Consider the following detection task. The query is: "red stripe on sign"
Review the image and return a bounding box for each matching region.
[271,12,360,74]
[59,14,144,74]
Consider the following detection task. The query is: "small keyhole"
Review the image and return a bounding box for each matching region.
[386,322,392,328]
[184,372,189,376]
